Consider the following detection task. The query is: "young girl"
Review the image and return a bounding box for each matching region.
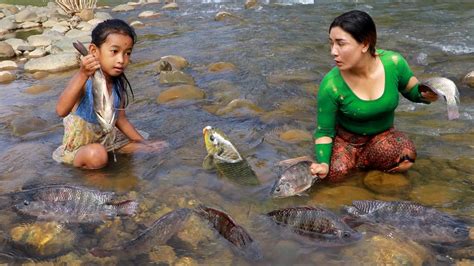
[53,19,166,169]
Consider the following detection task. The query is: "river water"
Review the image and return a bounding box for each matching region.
[0,0,473,264]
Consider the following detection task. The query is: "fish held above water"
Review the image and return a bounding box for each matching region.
[91,208,192,258]
[202,126,259,186]
[271,156,320,198]
[266,206,362,247]
[10,184,137,223]
[194,205,263,261]
[419,77,460,120]
[342,200,470,244]
[73,41,116,133]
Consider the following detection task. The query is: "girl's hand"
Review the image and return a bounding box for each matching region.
[419,84,439,103]
[80,54,100,77]
[309,162,329,178]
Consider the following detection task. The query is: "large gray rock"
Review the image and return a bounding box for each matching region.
[14,8,38,23]
[4,38,27,51]
[0,41,15,59]
[27,35,52,47]
[24,52,78,72]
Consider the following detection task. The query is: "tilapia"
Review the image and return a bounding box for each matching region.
[271,156,320,198]
[194,205,263,261]
[202,126,259,186]
[73,41,116,133]
[419,77,460,120]
[266,206,362,247]
[342,200,470,244]
[9,184,137,223]
[91,208,191,257]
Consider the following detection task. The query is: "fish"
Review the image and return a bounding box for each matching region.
[266,206,362,247]
[271,156,321,198]
[9,184,137,223]
[73,41,116,134]
[194,205,263,261]
[419,77,460,120]
[91,208,191,258]
[202,126,259,186]
[342,200,470,244]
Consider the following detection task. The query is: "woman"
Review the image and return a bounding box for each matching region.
[310,10,439,181]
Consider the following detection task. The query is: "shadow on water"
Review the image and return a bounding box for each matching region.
[0,0,473,264]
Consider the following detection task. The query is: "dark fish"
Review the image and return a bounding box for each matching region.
[91,208,191,257]
[266,206,362,247]
[271,156,321,198]
[342,200,470,244]
[9,185,137,223]
[194,205,263,261]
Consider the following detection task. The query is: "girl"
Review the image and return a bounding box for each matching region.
[310,10,439,181]
[53,19,166,169]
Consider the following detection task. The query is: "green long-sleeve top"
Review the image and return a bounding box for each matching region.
[314,49,427,165]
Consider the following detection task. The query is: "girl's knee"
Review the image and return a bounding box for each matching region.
[74,144,108,169]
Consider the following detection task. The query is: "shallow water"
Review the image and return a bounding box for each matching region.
[0,0,473,264]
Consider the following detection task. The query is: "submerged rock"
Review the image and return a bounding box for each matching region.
[24,84,51,94]
[215,99,264,117]
[157,85,205,103]
[0,71,15,83]
[160,55,188,70]
[0,41,15,59]
[463,71,474,88]
[409,183,461,206]
[11,116,48,136]
[208,62,236,72]
[162,3,179,10]
[279,129,313,143]
[310,186,376,209]
[363,170,410,195]
[148,245,176,264]
[159,70,195,85]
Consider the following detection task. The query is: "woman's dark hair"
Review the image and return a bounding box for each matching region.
[329,10,377,56]
[92,19,137,108]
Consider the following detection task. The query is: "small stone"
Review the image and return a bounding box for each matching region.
[149,245,176,264]
[0,71,15,83]
[32,71,49,79]
[174,256,198,266]
[245,0,258,9]
[51,25,69,34]
[138,10,160,18]
[112,4,135,12]
[28,47,47,58]
[17,45,35,52]
[208,62,236,72]
[27,35,52,47]
[24,84,51,94]
[215,11,237,21]
[0,60,18,70]
[20,21,40,29]
[78,8,94,21]
[130,20,144,27]
[160,55,188,70]
[463,71,474,88]
[162,3,179,10]
[159,70,195,85]
[0,41,15,59]
[157,85,205,103]
[156,60,172,73]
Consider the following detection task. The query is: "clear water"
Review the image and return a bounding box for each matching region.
[0,0,473,264]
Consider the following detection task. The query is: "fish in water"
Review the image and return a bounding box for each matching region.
[194,205,263,261]
[73,41,116,134]
[342,200,470,244]
[271,156,321,198]
[10,184,137,223]
[419,77,460,120]
[202,126,259,186]
[91,208,191,258]
[266,206,362,247]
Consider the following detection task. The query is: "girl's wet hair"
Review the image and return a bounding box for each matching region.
[329,10,377,57]
[92,19,137,107]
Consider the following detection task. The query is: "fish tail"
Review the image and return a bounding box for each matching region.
[111,200,138,216]
[446,102,460,120]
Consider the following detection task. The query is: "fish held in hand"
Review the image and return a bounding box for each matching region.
[266,206,362,247]
[194,205,263,261]
[73,41,116,133]
[342,200,470,244]
[419,77,460,120]
[10,184,137,223]
[271,156,320,198]
[202,126,259,185]
[91,208,192,258]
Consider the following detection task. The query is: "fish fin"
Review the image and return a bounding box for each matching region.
[90,247,113,258]
[202,155,216,170]
[107,200,138,216]
[296,192,309,197]
[276,156,314,167]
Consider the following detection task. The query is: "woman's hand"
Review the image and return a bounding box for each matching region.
[80,54,100,77]
[309,162,329,178]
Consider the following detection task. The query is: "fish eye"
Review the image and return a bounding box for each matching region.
[275,187,281,192]
[209,135,215,141]
[23,200,29,206]
[342,231,351,238]
[454,227,467,235]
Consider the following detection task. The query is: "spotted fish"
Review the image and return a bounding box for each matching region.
[194,205,263,261]
[91,208,192,257]
[202,126,259,186]
[419,77,460,120]
[9,184,137,223]
[342,200,470,244]
[266,206,362,247]
[271,156,321,198]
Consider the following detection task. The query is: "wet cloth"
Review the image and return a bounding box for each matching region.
[52,79,148,164]
[315,49,427,165]
[327,127,416,182]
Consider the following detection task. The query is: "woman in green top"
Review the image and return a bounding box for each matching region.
[310,10,438,181]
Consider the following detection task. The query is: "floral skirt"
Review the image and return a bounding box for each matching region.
[327,127,416,182]
[52,114,148,164]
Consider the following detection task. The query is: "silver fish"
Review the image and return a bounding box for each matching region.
[343,200,470,244]
[266,206,362,247]
[73,41,116,133]
[91,208,191,257]
[271,156,320,198]
[11,184,137,223]
[420,77,460,120]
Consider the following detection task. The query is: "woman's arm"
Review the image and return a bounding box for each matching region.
[56,54,100,117]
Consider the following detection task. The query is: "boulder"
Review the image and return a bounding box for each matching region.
[0,41,15,59]
[78,8,94,21]
[0,18,17,31]
[157,85,205,103]
[160,55,188,70]
[24,84,51,94]
[112,4,135,12]
[138,11,160,18]
[4,38,27,51]
[0,60,17,70]
[208,62,236,72]
[24,52,79,72]
[162,3,179,10]
[27,35,52,47]
[463,71,474,88]
[14,9,38,23]
[20,21,40,29]
[0,71,15,83]
[159,70,195,85]
[27,47,47,58]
